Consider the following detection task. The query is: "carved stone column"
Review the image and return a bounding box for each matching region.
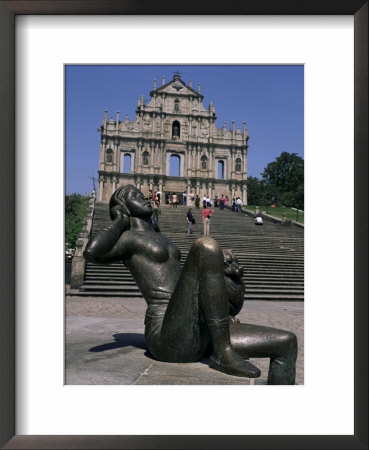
[196,180,200,196]
[208,181,213,200]
[209,146,214,178]
[136,141,142,173]
[149,141,155,173]
[136,176,141,190]
[190,145,194,176]
[229,148,235,179]
[160,113,164,139]
[154,142,159,173]
[157,143,162,175]
[243,148,247,175]
[242,183,247,205]
[152,113,155,135]
[99,137,106,171]
[187,180,192,206]
[187,144,192,177]
[98,176,104,202]
[197,146,201,175]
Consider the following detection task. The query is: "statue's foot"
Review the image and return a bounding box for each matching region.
[209,348,261,378]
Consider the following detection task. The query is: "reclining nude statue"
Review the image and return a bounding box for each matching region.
[84,185,297,384]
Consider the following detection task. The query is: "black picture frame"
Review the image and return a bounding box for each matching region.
[0,1,367,449]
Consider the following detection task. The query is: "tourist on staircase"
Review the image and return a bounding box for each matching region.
[255,215,263,226]
[236,197,243,213]
[202,205,214,236]
[202,194,207,209]
[186,208,194,234]
[172,193,178,208]
[195,195,200,209]
[219,195,225,210]
[232,198,236,212]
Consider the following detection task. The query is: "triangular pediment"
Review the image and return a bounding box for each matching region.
[150,76,203,99]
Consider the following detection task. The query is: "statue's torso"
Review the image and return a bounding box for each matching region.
[121,230,182,305]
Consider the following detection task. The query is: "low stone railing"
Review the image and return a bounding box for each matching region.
[226,205,304,228]
[70,194,95,289]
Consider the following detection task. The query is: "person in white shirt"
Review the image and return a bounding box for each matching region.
[255,216,263,225]
[202,195,207,209]
[236,197,243,213]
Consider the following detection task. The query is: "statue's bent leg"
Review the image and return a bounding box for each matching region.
[230,322,298,385]
[161,237,260,378]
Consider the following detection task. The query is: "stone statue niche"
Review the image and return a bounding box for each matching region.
[84,185,297,384]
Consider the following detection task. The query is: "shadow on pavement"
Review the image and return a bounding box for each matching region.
[89,333,148,353]
[88,333,211,366]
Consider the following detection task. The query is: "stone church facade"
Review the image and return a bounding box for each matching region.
[97,74,249,204]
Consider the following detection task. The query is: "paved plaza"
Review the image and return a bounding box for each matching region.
[66,296,304,385]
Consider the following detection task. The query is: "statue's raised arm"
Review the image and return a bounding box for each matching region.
[84,186,140,264]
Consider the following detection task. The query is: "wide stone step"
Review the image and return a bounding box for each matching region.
[80,284,140,292]
[244,293,304,301]
[85,267,304,275]
[85,274,131,279]
[245,288,303,294]
[75,290,143,297]
[74,290,304,301]
[83,280,137,286]
[84,276,304,285]
[82,279,304,290]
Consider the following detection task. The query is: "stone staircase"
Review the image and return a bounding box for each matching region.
[77,202,304,301]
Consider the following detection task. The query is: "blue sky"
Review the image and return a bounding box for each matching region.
[65,65,304,195]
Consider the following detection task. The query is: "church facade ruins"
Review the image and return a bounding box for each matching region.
[97,73,249,203]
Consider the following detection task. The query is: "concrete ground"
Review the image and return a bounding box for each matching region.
[66,296,304,385]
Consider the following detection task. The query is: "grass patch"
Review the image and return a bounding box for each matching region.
[245,205,304,223]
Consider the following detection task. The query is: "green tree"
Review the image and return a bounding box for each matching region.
[246,176,264,205]
[65,194,90,248]
[261,152,304,209]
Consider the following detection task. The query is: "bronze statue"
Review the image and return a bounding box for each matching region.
[84,185,297,384]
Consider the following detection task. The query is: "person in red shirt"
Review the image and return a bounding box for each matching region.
[201,206,214,236]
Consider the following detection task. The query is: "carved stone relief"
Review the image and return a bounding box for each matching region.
[143,115,151,130]
[200,120,209,137]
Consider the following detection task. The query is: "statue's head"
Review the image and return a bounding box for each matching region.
[223,250,243,279]
[109,185,152,220]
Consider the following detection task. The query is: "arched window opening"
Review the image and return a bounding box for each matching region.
[105,148,113,163]
[217,160,224,179]
[201,155,208,170]
[142,151,149,165]
[235,158,242,172]
[172,120,180,138]
[170,154,180,176]
[123,154,131,173]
